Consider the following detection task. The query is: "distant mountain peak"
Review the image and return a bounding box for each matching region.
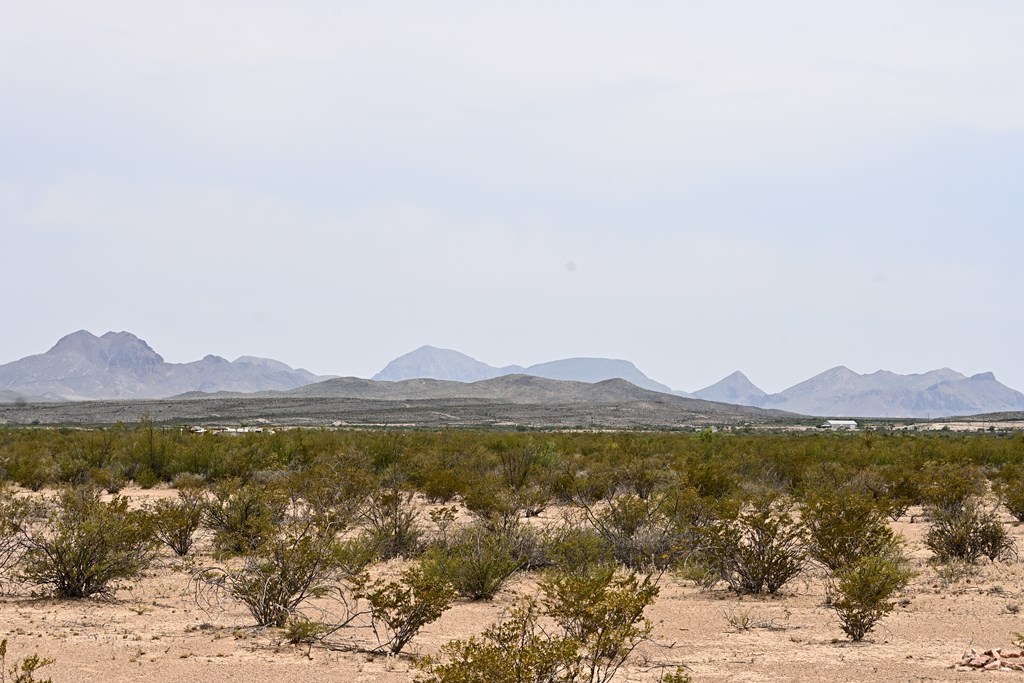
[690,370,767,406]
[49,329,100,352]
[0,330,331,401]
[372,346,519,383]
[371,347,673,393]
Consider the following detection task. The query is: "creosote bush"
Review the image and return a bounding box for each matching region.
[418,567,659,683]
[150,488,205,556]
[540,566,659,683]
[419,599,579,683]
[925,498,1015,564]
[204,480,287,556]
[422,524,529,601]
[700,495,807,595]
[192,521,340,628]
[0,638,54,683]
[20,487,157,599]
[363,474,421,560]
[802,490,901,572]
[355,562,456,655]
[0,487,33,587]
[828,552,913,641]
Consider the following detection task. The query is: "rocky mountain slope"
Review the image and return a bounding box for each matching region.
[0,331,331,400]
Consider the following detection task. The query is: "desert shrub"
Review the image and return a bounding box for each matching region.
[355,562,456,655]
[150,488,205,556]
[462,476,525,535]
[422,524,528,601]
[6,453,56,493]
[828,552,913,641]
[0,638,54,683]
[572,491,682,569]
[542,524,613,575]
[283,616,331,646]
[0,487,34,586]
[420,567,660,683]
[204,479,286,556]
[89,466,127,494]
[419,599,580,683]
[20,487,158,598]
[996,468,1024,522]
[802,491,901,571]
[331,532,382,578]
[133,467,160,490]
[540,566,659,683]
[919,463,986,515]
[192,522,340,627]
[700,495,807,595]
[658,669,693,683]
[925,498,1015,563]
[363,474,421,559]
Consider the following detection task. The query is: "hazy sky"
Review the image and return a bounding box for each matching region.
[2,1,1022,393]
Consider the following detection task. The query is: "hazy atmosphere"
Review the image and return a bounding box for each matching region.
[3,1,1022,394]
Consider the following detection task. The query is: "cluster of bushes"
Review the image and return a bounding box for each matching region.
[0,425,1022,671]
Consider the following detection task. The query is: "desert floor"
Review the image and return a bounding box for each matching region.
[2,488,1022,682]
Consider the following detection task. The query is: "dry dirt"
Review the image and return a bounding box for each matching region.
[2,488,1022,682]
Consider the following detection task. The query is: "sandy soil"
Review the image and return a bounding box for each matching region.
[2,489,1021,682]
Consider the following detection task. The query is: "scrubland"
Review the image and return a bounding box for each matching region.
[1,427,1024,681]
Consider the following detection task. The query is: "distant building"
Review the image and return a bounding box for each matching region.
[821,419,858,431]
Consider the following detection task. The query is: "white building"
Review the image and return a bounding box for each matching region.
[821,419,858,430]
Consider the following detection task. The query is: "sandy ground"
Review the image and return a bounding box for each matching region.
[2,489,1022,682]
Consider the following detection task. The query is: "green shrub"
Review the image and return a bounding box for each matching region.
[802,491,901,572]
[700,496,807,595]
[420,567,660,683]
[542,525,613,575]
[150,488,205,556]
[828,552,913,641]
[363,475,421,560]
[192,523,339,627]
[355,562,457,655]
[572,491,682,569]
[925,498,1015,563]
[331,532,381,578]
[20,487,157,598]
[422,525,527,601]
[0,486,33,586]
[89,466,127,494]
[204,480,286,556]
[540,566,659,683]
[919,463,986,515]
[0,638,54,683]
[418,599,579,683]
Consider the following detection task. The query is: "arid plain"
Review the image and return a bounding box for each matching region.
[2,485,1022,683]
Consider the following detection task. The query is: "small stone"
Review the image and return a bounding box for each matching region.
[1003,650,1022,659]
[984,660,1001,670]
[970,658,990,667]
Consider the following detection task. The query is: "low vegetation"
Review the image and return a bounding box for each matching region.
[0,426,1022,676]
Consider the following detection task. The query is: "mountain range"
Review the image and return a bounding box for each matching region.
[373,345,672,392]
[0,330,331,401]
[371,346,1024,418]
[2,332,1023,418]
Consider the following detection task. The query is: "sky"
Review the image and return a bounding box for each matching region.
[2,1,1022,394]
